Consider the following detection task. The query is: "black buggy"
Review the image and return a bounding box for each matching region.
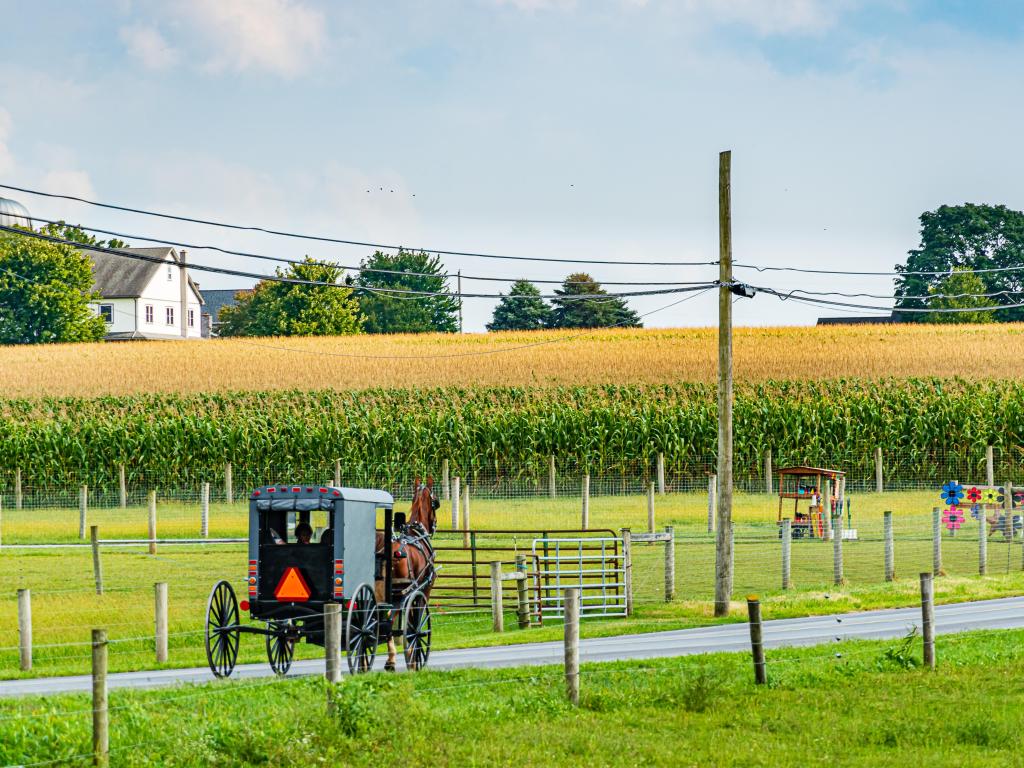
[204,485,432,678]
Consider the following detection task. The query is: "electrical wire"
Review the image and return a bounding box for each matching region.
[736,261,1024,278]
[750,283,1024,314]
[0,182,718,267]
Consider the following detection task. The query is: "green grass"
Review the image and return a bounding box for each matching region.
[3,490,1023,680]
[2,628,1023,767]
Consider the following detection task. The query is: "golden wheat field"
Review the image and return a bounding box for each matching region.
[1,323,1022,396]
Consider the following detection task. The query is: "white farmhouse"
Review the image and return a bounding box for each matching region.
[84,247,206,340]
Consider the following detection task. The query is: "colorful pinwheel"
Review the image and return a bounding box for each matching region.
[970,504,982,521]
[943,508,964,532]
[940,481,964,506]
[1014,491,1024,509]
[966,486,982,504]
[997,487,1007,505]
[980,488,999,505]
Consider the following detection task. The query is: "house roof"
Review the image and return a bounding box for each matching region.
[84,247,203,303]
[202,288,250,322]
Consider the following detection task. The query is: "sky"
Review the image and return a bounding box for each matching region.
[1,0,1023,331]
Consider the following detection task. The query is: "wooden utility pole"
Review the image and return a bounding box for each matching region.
[179,250,189,339]
[457,270,463,333]
[715,150,734,618]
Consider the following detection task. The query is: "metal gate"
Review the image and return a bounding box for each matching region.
[532,536,626,620]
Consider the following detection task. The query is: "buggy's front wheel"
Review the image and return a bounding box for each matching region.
[266,621,295,676]
[205,580,241,678]
[402,590,431,671]
[345,583,379,675]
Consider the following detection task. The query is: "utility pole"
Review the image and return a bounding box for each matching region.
[179,250,189,339]
[458,270,463,333]
[714,150,734,618]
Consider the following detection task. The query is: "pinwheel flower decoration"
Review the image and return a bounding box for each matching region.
[980,488,999,505]
[943,508,964,532]
[966,487,982,504]
[940,481,964,506]
[970,504,982,521]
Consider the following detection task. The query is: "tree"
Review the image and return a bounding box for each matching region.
[40,221,129,250]
[548,272,642,329]
[218,258,362,337]
[923,268,996,324]
[894,204,1024,322]
[350,249,459,334]
[0,230,106,344]
[486,279,552,331]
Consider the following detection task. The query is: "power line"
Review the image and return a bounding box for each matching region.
[0,225,716,302]
[758,285,1024,302]
[735,261,1024,278]
[0,210,712,287]
[750,283,1024,314]
[0,181,718,268]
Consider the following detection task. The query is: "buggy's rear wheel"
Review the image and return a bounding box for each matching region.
[266,621,295,676]
[205,580,240,678]
[402,590,431,671]
[345,583,379,675]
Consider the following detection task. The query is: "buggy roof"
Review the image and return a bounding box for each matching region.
[250,485,393,506]
[778,466,844,476]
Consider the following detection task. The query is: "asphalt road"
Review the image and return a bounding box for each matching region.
[3,596,1022,698]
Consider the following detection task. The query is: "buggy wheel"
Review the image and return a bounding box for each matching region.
[266,621,295,676]
[205,580,240,678]
[402,590,431,671]
[345,583,379,675]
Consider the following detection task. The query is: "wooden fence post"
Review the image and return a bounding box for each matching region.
[92,628,109,768]
[324,603,341,684]
[986,446,995,486]
[747,597,767,685]
[490,561,504,632]
[334,459,341,489]
[462,483,471,549]
[155,582,168,663]
[148,491,157,555]
[883,511,894,581]
[1003,482,1013,542]
[875,448,883,493]
[118,464,127,509]
[581,474,590,530]
[18,588,31,671]
[451,477,460,531]
[822,476,833,541]
[14,468,22,510]
[932,507,943,576]
[200,482,210,539]
[781,518,792,590]
[441,459,450,501]
[224,462,233,505]
[564,586,580,706]
[79,484,88,541]
[621,528,633,617]
[515,554,530,629]
[764,449,773,495]
[647,482,655,533]
[91,525,103,595]
[979,499,988,576]
[920,572,935,670]
[707,474,717,534]
[657,453,665,495]
[832,505,844,585]
[664,525,675,602]
[549,455,557,498]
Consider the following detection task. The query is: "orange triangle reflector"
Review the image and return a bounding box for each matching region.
[274,567,311,602]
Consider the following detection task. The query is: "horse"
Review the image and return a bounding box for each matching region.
[375,476,438,671]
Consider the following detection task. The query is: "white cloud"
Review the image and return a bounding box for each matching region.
[119,24,179,71]
[683,0,842,35]
[37,169,96,222]
[179,0,326,77]
[493,0,576,9]
[0,109,13,177]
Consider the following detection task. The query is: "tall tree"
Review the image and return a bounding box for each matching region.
[351,249,459,334]
[218,258,362,337]
[487,279,552,331]
[0,231,106,344]
[924,268,996,324]
[894,204,1024,322]
[40,221,129,250]
[549,272,641,329]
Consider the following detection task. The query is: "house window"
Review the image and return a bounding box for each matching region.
[188,309,195,328]
[98,304,114,324]
[166,307,175,325]
[144,305,154,323]
[167,265,173,281]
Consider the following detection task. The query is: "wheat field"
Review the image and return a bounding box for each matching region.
[1,323,1022,396]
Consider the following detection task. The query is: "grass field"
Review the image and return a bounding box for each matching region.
[2,628,1022,767]
[2,324,1024,396]
[4,490,1023,681]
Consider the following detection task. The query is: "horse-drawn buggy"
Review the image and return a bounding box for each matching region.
[204,480,438,678]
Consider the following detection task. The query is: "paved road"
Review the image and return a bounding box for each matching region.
[3,596,1022,698]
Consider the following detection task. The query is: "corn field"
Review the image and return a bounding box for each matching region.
[2,378,1024,492]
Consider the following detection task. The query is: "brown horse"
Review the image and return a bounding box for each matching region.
[375,476,438,670]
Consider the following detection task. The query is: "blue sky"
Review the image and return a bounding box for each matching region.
[1,0,1023,330]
